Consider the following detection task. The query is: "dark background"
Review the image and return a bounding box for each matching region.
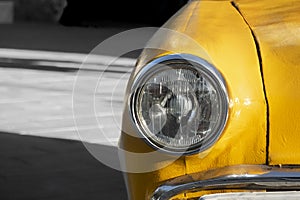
[60,0,188,26]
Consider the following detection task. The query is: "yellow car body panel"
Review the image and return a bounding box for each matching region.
[120,0,268,199]
[234,0,300,165]
[164,0,267,175]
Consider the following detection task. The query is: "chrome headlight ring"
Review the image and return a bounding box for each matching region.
[129,54,229,155]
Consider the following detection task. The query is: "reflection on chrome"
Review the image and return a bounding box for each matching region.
[151,165,300,200]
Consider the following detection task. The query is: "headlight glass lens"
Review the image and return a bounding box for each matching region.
[131,55,228,154]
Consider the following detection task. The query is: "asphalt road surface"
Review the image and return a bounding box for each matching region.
[0,132,127,200]
[0,22,148,199]
[0,66,132,199]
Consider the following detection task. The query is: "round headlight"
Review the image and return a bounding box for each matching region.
[130,54,228,154]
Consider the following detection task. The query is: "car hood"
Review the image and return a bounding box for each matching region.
[233,0,300,165]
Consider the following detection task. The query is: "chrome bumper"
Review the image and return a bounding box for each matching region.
[200,191,300,199]
[151,165,300,200]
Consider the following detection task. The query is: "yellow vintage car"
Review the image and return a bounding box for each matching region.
[119,0,300,199]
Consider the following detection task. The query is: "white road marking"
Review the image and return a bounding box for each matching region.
[0,64,129,146]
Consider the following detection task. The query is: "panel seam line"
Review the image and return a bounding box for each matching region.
[230,1,270,165]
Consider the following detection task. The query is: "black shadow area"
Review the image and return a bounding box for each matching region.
[0,132,127,200]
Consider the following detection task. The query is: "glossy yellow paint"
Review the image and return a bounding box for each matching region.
[166,0,267,174]
[120,0,267,199]
[234,0,300,165]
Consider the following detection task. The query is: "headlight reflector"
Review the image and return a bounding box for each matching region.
[130,54,228,154]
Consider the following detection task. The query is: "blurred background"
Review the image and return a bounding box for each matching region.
[0,0,187,199]
[0,0,187,25]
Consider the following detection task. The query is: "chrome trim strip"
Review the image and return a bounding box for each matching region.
[200,191,300,200]
[151,165,300,200]
[129,53,229,155]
